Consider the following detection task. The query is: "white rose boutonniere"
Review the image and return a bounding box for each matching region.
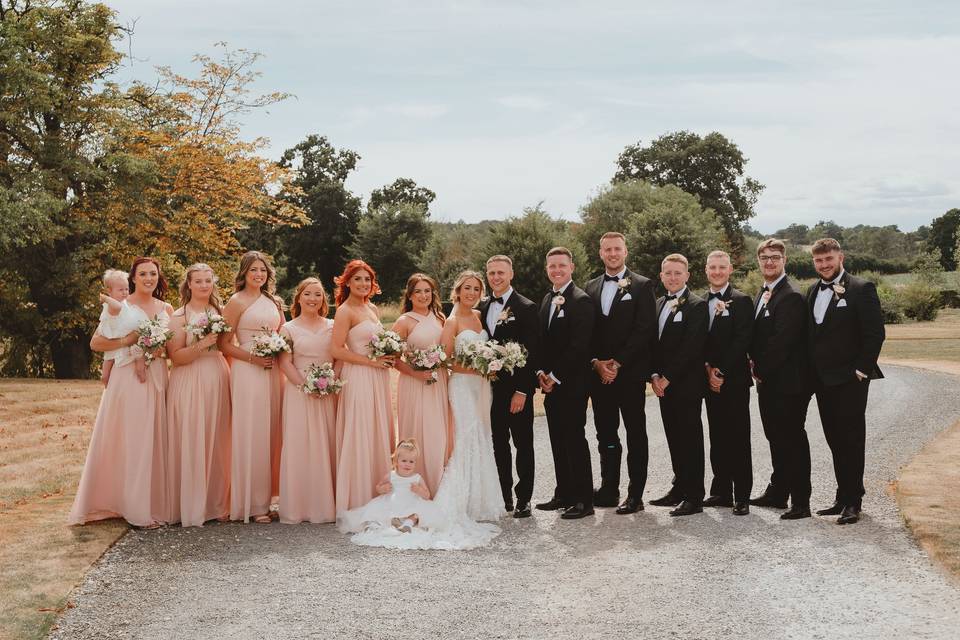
[617,278,629,292]
[497,309,516,325]
[832,283,845,300]
[761,290,772,305]
[667,298,680,311]
[552,295,565,307]
[715,300,727,315]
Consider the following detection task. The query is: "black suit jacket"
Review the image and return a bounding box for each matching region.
[477,289,540,397]
[651,289,708,398]
[749,275,808,396]
[805,272,885,387]
[704,286,754,386]
[584,269,657,381]
[536,281,594,394]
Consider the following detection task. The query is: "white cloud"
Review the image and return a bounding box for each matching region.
[496,95,549,110]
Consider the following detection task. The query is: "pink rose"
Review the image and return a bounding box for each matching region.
[317,377,328,390]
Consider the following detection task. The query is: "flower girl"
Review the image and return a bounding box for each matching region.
[338,439,442,542]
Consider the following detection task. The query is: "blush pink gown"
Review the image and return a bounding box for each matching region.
[396,312,450,497]
[335,320,396,513]
[278,318,337,524]
[165,307,232,526]
[229,295,284,522]
[68,305,169,527]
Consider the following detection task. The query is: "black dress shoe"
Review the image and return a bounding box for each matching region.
[669,500,703,517]
[513,503,531,518]
[593,488,620,508]
[732,502,749,516]
[504,501,514,513]
[535,498,567,511]
[780,504,812,520]
[615,496,644,514]
[560,503,595,519]
[749,486,788,509]
[816,503,844,516]
[703,495,734,508]
[649,492,683,507]
[837,505,861,525]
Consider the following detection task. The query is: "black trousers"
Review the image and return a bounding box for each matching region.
[757,386,812,505]
[590,374,648,498]
[544,382,594,506]
[490,388,535,505]
[816,378,869,508]
[658,387,705,503]
[704,381,753,502]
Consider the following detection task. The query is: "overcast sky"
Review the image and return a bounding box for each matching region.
[107,0,959,232]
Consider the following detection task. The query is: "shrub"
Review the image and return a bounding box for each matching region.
[735,269,764,298]
[901,280,940,321]
[876,283,905,324]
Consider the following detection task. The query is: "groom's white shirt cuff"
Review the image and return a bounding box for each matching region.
[536,369,561,385]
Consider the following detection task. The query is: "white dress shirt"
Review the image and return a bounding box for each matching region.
[755,272,787,318]
[486,287,513,337]
[707,284,729,330]
[658,286,687,339]
[600,268,626,316]
[813,271,844,325]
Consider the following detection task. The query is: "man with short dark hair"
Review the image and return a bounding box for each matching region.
[806,238,885,525]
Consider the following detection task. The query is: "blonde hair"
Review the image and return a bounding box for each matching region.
[661,253,689,268]
[392,438,420,467]
[485,255,513,267]
[757,238,787,257]
[450,270,485,305]
[102,269,128,289]
[179,263,223,312]
[290,277,330,319]
[706,250,731,263]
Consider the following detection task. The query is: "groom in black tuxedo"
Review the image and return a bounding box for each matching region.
[584,232,657,514]
[535,246,596,519]
[477,255,540,519]
[806,238,885,525]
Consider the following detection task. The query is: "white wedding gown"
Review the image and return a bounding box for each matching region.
[347,329,503,550]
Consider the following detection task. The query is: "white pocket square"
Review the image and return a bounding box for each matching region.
[764,309,771,317]
[621,293,632,301]
[673,311,683,322]
[721,309,730,317]
[557,310,565,318]
[837,299,848,308]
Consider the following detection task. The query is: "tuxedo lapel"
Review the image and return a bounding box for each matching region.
[821,273,847,327]
[478,298,493,337]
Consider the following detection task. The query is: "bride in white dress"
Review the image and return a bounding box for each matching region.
[344,271,504,550]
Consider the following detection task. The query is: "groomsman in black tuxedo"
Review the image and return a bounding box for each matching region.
[806,238,885,525]
[748,238,813,520]
[477,255,540,519]
[648,254,709,517]
[535,246,596,519]
[702,250,754,516]
[584,232,657,514]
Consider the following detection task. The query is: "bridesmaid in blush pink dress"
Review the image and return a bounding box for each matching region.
[331,260,396,514]
[277,277,337,524]
[165,263,231,526]
[393,273,451,497]
[219,251,285,523]
[70,257,173,528]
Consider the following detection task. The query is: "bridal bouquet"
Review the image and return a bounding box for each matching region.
[455,339,527,381]
[498,340,528,373]
[185,310,231,345]
[250,328,292,358]
[135,317,174,365]
[301,362,344,397]
[369,328,406,360]
[403,345,449,384]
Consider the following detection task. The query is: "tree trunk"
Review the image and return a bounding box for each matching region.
[50,333,91,379]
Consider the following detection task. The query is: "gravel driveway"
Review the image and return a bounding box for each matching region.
[51,365,960,640]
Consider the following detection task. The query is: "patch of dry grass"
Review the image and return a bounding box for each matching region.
[881,309,960,362]
[0,379,127,640]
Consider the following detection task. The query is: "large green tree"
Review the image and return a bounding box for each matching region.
[348,202,432,302]
[614,131,763,253]
[368,177,436,214]
[928,208,960,271]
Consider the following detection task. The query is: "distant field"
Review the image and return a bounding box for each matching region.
[882,308,960,362]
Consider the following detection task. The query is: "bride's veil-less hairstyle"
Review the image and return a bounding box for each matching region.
[128,257,168,300]
[290,277,330,319]
[233,250,284,312]
[450,270,485,306]
[392,438,420,468]
[179,263,223,312]
[334,259,381,306]
[402,273,446,321]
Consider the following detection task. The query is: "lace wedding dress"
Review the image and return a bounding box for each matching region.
[346,329,503,550]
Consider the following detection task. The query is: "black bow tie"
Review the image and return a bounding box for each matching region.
[490,296,504,304]
[550,290,563,297]
[665,294,678,301]
[604,274,620,282]
[761,285,770,293]
[818,281,835,291]
[708,291,723,300]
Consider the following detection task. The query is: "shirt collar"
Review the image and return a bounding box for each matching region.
[604,268,627,281]
[666,286,688,299]
[764,272,787,290]
[492,287,513,303]
[709,283,730,296]
[553,280,572,294]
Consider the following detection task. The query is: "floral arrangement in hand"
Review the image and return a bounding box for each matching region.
[185,310,231,348]
[134,317,174,365]
[455,339,528,381]
[369,328,406,359]
[301,362,344,397]
[250,327,292,358]
[403,345,449,384]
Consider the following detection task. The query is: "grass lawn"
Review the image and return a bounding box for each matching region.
[881,308,960,362]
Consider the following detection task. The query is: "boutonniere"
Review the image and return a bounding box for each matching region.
[552,295,565,307]
[714,300,727,315]
[832,284,845,301]
[497,308,516,325]
[761,290,772,305]
[667,295,686,312]
[617,278,629,292]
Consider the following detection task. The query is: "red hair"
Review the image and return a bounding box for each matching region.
[334,259,381,306]
[128,257,168,300]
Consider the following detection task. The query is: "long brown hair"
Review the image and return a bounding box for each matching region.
[233,250,283,312]
[178,263,223,312]
[128,257,168,300]
[334,259,381,306]
[401,273,445,321]
[290,277,330,319]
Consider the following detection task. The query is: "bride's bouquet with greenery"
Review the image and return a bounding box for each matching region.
[301,362,344,397]
[456,339,527,381]
[403,345,449,384]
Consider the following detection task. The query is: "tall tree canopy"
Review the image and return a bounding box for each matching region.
[614,131,763,253]
[368,177,436,213]
[348,202,432,302]
[928,208,960,271]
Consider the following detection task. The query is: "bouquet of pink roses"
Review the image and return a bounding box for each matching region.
[403,345,449,384]
[134,317,173,365]
[301,362,344,397]
[368,328,405,360]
